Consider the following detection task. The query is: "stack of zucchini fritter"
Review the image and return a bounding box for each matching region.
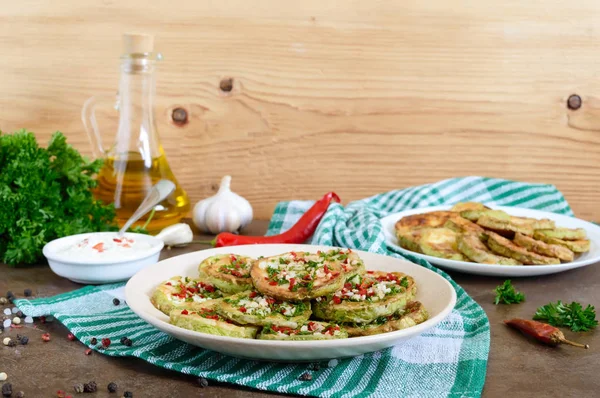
[394,202,590,265]
[151,250,429,340]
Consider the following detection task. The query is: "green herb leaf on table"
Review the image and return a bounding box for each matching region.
[533,301,598,332]
[0,130,116,265]
[493,280,525,305]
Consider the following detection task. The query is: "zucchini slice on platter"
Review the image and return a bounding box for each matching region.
[343,301,428,337]
[258,321,348,340]
[198,254,255,293]
[150,276,229,315]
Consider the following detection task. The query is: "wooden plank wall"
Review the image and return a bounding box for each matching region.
[1,1,599,220]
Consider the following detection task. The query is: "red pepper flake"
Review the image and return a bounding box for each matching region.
[303,274,312,280]
[269,281,278,286]
[231,270,243,278]
[249,291,258,298]
[181,309,189,315]
[101,338,111,348]
[239,307,247,313]
[113,238,122,243]
[84,348,92,355]
[367,270,374,274]
[165,282,172,286]
[308,322,318,331]
[290,251,297,259]
[230,255,237,262]
[266,297,276,305]
[122,244,131,248]
[344,283,352,289]
[332,296,342,304]
[42,333,51,342]
[264,277,269,281]
[288,278,296,291]
[358,288,367,296]
[323,264,329,274]
[92,242,105,252]
[67,332,76,341]
[204,284,215,293]
[330,272,340,278]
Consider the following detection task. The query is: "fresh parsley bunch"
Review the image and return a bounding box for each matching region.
[0,130,116,265]
[534,301,598,332]
[493,280,525,305]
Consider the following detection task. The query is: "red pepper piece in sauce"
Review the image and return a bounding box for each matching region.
[211,192,340,247]
[92,242,104,252]
[504,318,589,348]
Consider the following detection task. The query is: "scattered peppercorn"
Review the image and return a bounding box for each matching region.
[123,392,133,397]
[67,333,76,341]
[121,338,132,347]
[73,383,84,393]
[107,382,118,393]
[310,363,321,371]
[15,392,24,398]
[84,348,92,356]
[196,377,209,388]
[5,291,13,299]
[41,333,51,342]
[83,381,97,393]
[113,298,120,306]
[90,337,97,345]
[20,336,28,345]
[101,338,111,348]
[23,289,32,297]
[299,372,312,381]
[7,340,17,347]
[2,383,12,397]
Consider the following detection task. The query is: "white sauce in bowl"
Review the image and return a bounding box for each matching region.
[58,233,154,262]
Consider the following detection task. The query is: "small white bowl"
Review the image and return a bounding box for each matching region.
[43,232,164,284]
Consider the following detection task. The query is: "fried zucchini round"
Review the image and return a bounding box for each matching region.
[395,211,456,230]
[532,231,590,253]
[198,254,255,293]
[457,234,521,265]
[444,216,487,241]
[395,227,465,260]
[250,251,345,301]
[486,232,560,265]
[216,290,311,328]
[170,302,259,339]
[318,248,366,278]
[451,202,490,213]
[343,301,428,337]
[534,228,587,241]
[514,233,574,262]
[461,209,509,222]
[150,276,228,315]
[312,271,417,324]
[477,215,534,237]
[509,216,555,230]
[258,321,348,340]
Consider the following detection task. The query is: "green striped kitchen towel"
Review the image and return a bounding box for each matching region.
[13,177,573,397]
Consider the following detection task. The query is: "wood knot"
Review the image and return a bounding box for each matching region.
[171,107,188,125]
[567,94,582,110]
[220,77,234,93]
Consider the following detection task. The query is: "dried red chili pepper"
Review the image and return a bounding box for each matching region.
[504,318,589,348]
[209,192,340,247]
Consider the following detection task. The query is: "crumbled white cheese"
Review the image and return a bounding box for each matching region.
[334,330,341,336]
[300,325,308,332]
[192,295,208,303]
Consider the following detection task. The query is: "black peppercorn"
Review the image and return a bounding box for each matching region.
[299,372,312,381]
[83,381,97,393]
[123,338,132,347]
[20,336,29,345]
[23,288,32,297]
[7,339,17,347]
[6,291,13,299]
[123,392,133,397]
[16,311,23,318]
[113,298,120,306]
[197,377,209,388]
[107,382,118,393]
[90,337,97,345]
[310,363,321,371]
[2,383,12,397]
[120,337,127,344]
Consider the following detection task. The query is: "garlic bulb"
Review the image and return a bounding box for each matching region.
[155,223,194,246]
[193,176,253,234]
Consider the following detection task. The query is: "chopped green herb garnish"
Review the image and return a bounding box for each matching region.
[493,280,525,305]
[534,301,598,332]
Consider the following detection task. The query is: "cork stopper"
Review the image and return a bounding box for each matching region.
[123,33,154,54]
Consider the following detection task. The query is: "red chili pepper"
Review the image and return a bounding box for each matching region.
[288,278,296,291]
[211,192,340,247]
[504,318,589,349]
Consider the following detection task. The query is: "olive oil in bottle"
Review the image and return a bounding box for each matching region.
[82,33,189,232]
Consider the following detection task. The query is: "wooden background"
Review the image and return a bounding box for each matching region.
[1,1,600,220]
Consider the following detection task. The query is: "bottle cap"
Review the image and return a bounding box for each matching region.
[123,33,154,54]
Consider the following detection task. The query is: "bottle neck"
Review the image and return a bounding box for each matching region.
[114,55,161,164]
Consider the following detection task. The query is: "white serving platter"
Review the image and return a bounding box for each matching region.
[381,205,600,277]
[125,244,456,362]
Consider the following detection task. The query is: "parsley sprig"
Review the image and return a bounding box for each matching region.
[533,301,598,332]
[493,280,525,305]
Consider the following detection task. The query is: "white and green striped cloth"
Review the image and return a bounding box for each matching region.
[14,177,574,397]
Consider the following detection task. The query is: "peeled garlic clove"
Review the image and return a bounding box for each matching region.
[193,176,253,234]
[155,223,194,246]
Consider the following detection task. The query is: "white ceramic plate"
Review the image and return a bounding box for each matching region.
[381,205,600,277]
[125,244,456,362]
